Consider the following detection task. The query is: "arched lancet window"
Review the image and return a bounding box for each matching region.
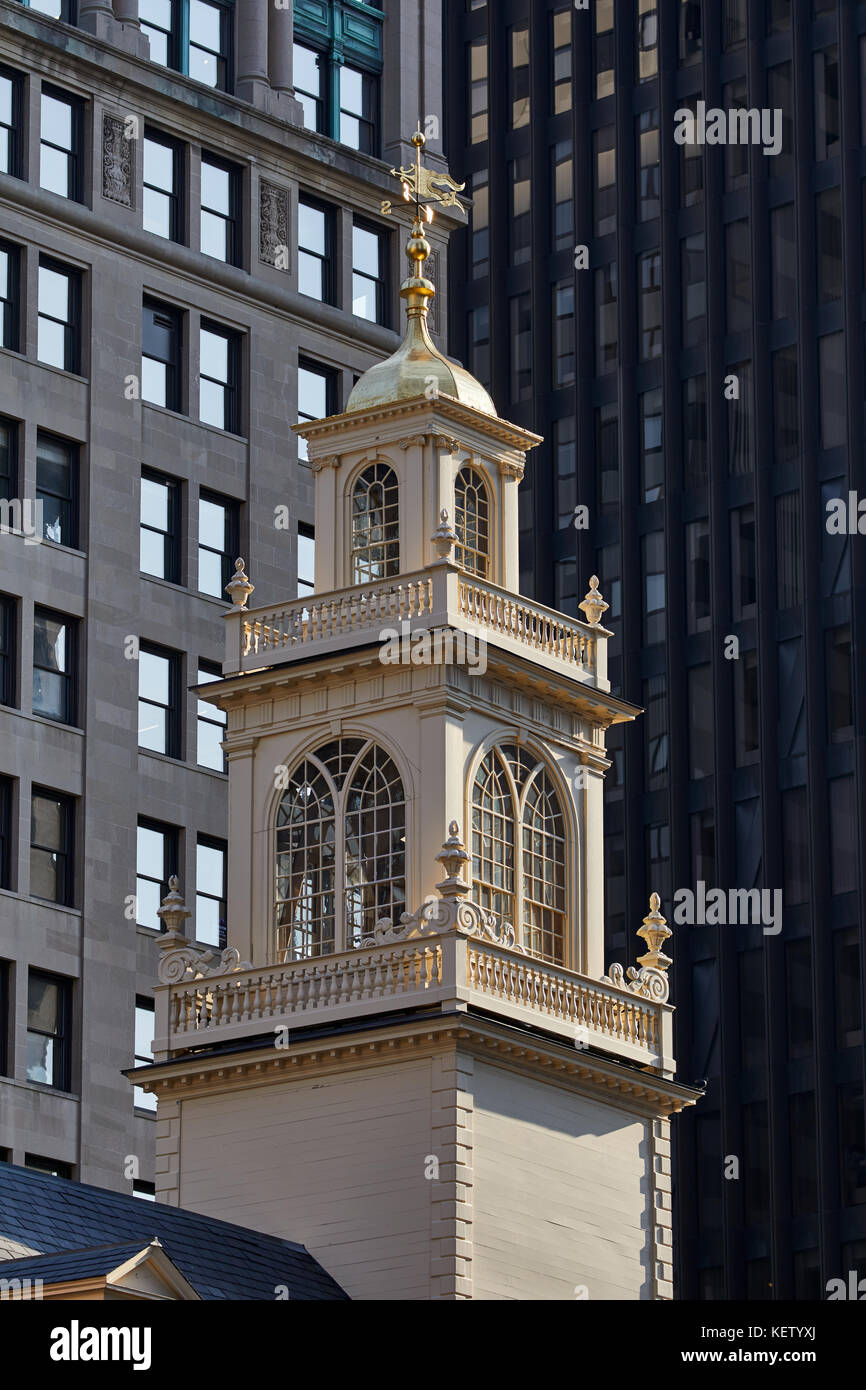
[351,463,399,583]
[454,465,490,579]
[472,745,566,964]
[275,738,406,961]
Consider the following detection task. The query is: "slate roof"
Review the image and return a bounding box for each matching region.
[0,1165,349,1300]
[0,1240,166,1283]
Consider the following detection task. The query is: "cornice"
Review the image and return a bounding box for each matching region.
[139,1013,699,1116]
[296,397,543,453]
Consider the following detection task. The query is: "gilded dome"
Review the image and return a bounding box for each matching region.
[346,217,496,417]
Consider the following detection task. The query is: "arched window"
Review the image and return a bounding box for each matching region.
[472,745,566,964]
[454,465,490,578]
[351,463,399,583]
[275,738,406,961]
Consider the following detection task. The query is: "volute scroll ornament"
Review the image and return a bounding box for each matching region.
[603,893,673,1003]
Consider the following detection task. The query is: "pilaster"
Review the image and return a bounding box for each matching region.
[429,1051,474,1299]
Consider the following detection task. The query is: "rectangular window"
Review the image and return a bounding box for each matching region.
[725,220,751,333]
[40,86,82,201]
[30,789,74,907]
[686,520,711,633]
[198,490,238,598]
[33,608,76,726]
[138,644,180,757]
[642,531,665,645]
[24,1154,72,1178]
[782,787,809,905]
[786,941,813,1060]
[770,205,796,320]
[684,375,708,488]
[594,405,617,518]
[790,1093,818,1216]
[594,0,614,99]
[727,361,753,475]
[682,233,706,346]
[814,47,840,161]
[38,258,80,374]
[644,674,668,790]
[197,662,226,772]
[510,157,531,265]
[735,648,760,764]
[134,1180,157,1200]
[680,95,704,206]
[593,126,616,236]
[819,332,846,449]
[298,198,333,303]
[352,222,386,325]
[638,109,660,222]
[731,505,757,619]
[510,294,532,401]
[637,0,658,82]
[297,522,315,599]
[297,361,334,463]
[688,665,713,780]
[680,0,702,63]
[839,1083,866,1206]
[142,299,182,412]
[469,39,488,144]
[199,321,240,433]
[140,469,180,583]
[26,970,71,1090]
[134,997,156,1111]
[509,26,530,128]
[691,809,716,883]
[639,251,662,360]
[472,167,490,272]
[640,388,663,502]
[468,305,490,386]
[594,262,617,375]
[768,62,794,178]
[189,0,231,90]
[724,78,749,190]
[0,417,15,505]
[0,65,22,178]
[196,836,226,946]
[552,9,572,113]
[200,153,241,264]
[0,777,11,891]
[773,347,799,463]
[0,240,20,351]
[0,596,14,708]
[724,0,747,48]
[829,777,856,895]
[555,415,577,529]
[136,819,178,929]
[553,281,575,389]
[826,624,853,743]
[817,187,842,303]
[834,929,862,1049]
[294,42,325,132]
[551,143,573,253]
[143,130,184,242]
[339,63,378,153]
[554,559,578,619]
[36,433,77,548]
[776,491,803,609]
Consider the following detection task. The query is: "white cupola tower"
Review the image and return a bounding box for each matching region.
[139,131,699,1303]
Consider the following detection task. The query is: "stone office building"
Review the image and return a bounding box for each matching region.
[0,0,454,1195]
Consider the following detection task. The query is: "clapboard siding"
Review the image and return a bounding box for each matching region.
[472,1061,651,1300]
[177,1060,434,1300]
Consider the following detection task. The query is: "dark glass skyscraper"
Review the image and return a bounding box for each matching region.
[445,0,865,1298]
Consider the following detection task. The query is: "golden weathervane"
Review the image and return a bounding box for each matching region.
[389,123,467,221]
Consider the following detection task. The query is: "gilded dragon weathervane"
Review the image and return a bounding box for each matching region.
[388,122,467,221]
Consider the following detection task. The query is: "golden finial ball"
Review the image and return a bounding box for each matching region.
[411,127,426,148]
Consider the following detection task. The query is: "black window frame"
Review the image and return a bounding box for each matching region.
[292,35,381,156]
[140,0,234,93]
[36,431,78,549]
[136,816,179,930]
[197,488,239,598]
[138,642,181,759]
[297,195,335,305]
[29,788,75,908]
[200,150,242,266]
[297,521,315,599]
[0,63,23,180]
[0,239,20,351]
[0,415,18,506]
[0,777,12,893]
[196,661,227,772]
[32,605,77,726]
[195,833,226,947]
[39,83,84,203]
[142,127,185,244]
[134,994,157,1112]
[199,318,241,434]
[37,256,82,375]
[352,218,388,326]
[24,1153,72,1178]
[140,467,181,584]
[142,297,183,413]
[25,968,72,1092]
